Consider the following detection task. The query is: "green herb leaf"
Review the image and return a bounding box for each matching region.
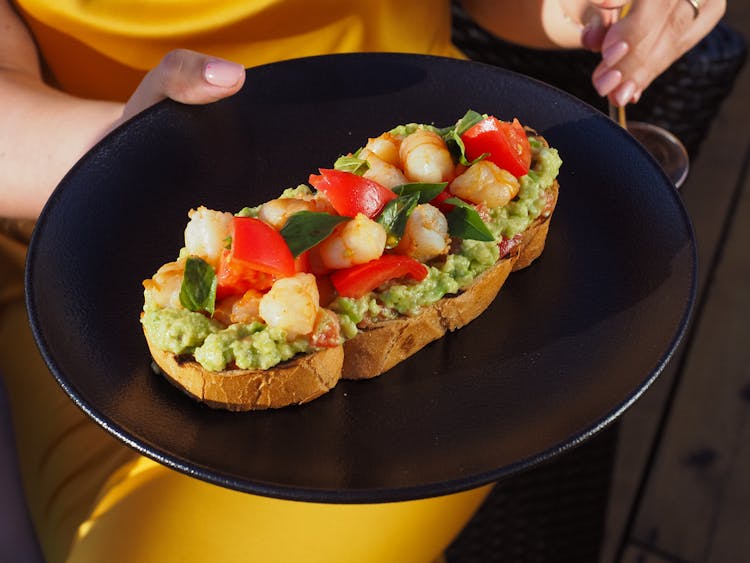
[439,109,488,166]
[444,198,495,242]
[391,182,447,204]
[280,211,350,257]
[454,109,485,136]
[377,193,420,248]
[179,256,217,314]
[334,153,369,176]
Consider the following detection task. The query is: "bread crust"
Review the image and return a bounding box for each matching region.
[145,331,343,411]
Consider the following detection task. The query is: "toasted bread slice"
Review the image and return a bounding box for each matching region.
[145,332,343,411]
[342,178,558,380]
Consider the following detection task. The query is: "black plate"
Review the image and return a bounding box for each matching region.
[26,53,696,503]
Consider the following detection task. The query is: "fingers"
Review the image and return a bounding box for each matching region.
[585,0,726,106]
[120,49,246,122]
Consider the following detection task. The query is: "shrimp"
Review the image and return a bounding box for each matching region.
[214,290,263,326]
[364,132,401,166]
[183,206,234,268]
[317,213,387,270]
[259,273,320,338]
[360,148,408,189]
[449,160,520,208]
[399,129,454,183]
[143,261,184,310]
[258,197,316,230]
[395,204,450,262]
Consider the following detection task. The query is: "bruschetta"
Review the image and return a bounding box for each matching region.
[141,111,562,410]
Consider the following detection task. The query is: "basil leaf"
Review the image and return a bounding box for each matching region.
[435,109,484,137]
[377,193,420,248]
[280,211,349,257]
[444,198,495,242]
[392,182,447,204]
[454,109,485,136]
[179,256,217,314]
[439,109,488,166]
[334,153,369,176]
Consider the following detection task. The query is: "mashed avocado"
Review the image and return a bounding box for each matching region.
[141,296,310,371]
[142,305,222,355]
[194,322,310,371]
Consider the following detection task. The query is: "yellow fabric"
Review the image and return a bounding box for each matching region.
[1,3,487,562]
[0,227,492,563]
[13,0,465,101]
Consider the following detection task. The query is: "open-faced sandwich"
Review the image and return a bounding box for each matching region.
[141,111,562,410]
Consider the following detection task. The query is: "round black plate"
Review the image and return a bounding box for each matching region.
[26,53,696,503]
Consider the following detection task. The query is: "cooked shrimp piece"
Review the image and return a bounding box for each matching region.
[258,197,317,230]
[317,213,387,270]
[143,261,184,309]
[259,273,320,338]
[364,132,401,166]
[399,129,454,183]
[395,204,450,262]
[214,290,263,326]
[360,148,408,189]
[449,160,520,208]
[184,206,234,268]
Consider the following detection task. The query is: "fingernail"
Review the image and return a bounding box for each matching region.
[204,59,244,87]
[614,80,637,106]
[602,40,629,66]
[632,89,642,104]
[594,69,622,96]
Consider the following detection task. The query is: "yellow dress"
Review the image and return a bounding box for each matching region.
[1,2,491,562]
[14,0,465,101]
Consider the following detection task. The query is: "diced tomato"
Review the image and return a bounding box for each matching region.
[309,169,397,218]
[303,245,331,276]
[294,250,311,274]
[330,254,429,299]
[216,251,275,299]
[216,217,295,298]
[315,274,336,307]
[498,234,522,259]
[310,308,342,348]
[432,187,457,213]
[461,117,531,178]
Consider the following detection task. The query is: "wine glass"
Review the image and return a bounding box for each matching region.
[604,2,690,189]
[609,103,690,189]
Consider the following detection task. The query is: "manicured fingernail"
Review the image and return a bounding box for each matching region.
[602,40,629,66]
[594,69,622,96]
[204,59,244,87]
[614,80,637,106]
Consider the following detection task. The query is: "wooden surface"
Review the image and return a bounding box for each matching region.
[601,5,750,562]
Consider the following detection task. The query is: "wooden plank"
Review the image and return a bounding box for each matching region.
[620,545,689,563]
[626,118,750,557]
[600,12,750,560]
[707,405,750,562]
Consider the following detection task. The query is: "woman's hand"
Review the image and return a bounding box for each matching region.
[118,49,245,125]
[581,0,726,106]
[0,6,245,220]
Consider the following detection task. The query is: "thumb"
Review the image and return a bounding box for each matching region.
[121,49,246,122]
